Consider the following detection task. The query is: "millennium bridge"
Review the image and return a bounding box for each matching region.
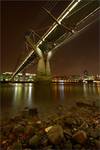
[11,0,100,81]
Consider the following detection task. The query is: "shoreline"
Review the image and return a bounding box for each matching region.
[0,103,100,150]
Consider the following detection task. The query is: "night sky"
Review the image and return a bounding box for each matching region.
[1,1,100,75]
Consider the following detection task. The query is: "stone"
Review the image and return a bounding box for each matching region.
[63,128,72,138]
[80,148,86,150]
[24,148,32,150]
[64,117,76,127]
[29,134,41,147]
[43,145,53,150]
[46,125,64,144]
[65,140,72,150]
[25,125,35,136]
[45,126,53,133]
[89,127,100,138]
[21,110,29,118]
[78,121,88,130]
[41,135,48,146]
[73,144,82,150]
[28,108,38,116]
[95,140,100,150]
[72,130,87,144]
[13,124,25,134]
[12,141,22,150]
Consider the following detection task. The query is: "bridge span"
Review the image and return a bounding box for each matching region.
[11,0,100,81]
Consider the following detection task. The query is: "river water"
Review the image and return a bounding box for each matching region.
[0,83,100,120]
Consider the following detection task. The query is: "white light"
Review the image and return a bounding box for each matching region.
[59,11,69,23]
[47,51,52,60]
[36,46,43,58]
[3,72,12,75]
[59,1,80,23]
[18,73,22,76]
[38,24,57,46]
[39,41,42,45]
[59,80,64,83]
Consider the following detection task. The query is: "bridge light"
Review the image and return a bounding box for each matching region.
[59,0,81,23]
[47,51,52,60]
[36,46,43,58]
[38,24,57,46]
[72,30,75,33]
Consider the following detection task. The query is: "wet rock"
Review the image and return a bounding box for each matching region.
[21,110,29,118]
[24,148,32,150]
[9,133,16,142]
[45,126,53,133]
[73,144,82,150]
[19,120,26,126]
[72,130,87,144]
[89,127,100,138]
[12,141,22,150]
[29,134,41,147]
[41,134,48,146]
[28,108,38,116]
[25,125,35,137]
[95,140,100,150]
[75,117,83,126]
[36,120,42,124]
[78,121,88,131]
[13,124,25,134]
[76,102,92,108]
[63,128,72,138]
[80,148,86,150]
[14,114,22,122]
[63,117,76,127]
[46,125,64,144]
[56,104,64,116]
[43,145,53,150]
[65,140,72,150]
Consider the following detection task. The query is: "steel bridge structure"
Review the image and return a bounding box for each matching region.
[11,0,100,81]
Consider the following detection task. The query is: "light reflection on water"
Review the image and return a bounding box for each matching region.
[0,83,100,119]
[59,83,64,100]
[28,83,33,107]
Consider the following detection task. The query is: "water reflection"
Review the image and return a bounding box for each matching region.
[13,83,22,104]
[27,83,33,107]
[0,83,100,120]
[83,83,88,97]
[59,84,64,100]
[13,83,34,109]
[96,83,100,95]
[83,83,100,98]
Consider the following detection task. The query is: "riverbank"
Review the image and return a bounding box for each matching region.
[0,102,100,150]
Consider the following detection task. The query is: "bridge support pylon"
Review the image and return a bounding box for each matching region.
[25,35,52,82]
[36,51,52,82]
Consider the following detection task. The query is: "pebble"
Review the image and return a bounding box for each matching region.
[72,130,87,144]
[29,134,41,147]
[46,125,64,144]
[95,140,100,150]
[1,107,100,150]
[65,140,72,150]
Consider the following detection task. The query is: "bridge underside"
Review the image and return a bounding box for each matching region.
[11,0,99,81]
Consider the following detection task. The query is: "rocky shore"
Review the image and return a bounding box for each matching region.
[0,103,100,150]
